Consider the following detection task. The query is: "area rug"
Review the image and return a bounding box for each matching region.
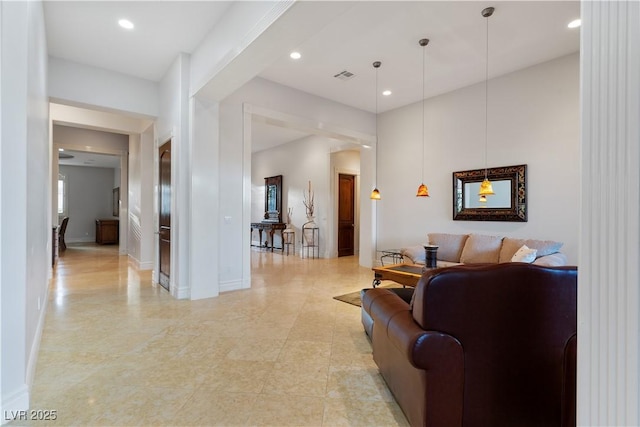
[333,291,363,307]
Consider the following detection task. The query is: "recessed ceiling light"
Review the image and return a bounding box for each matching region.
[58,148,64,152]
[118,19,134,30]
[382,90,392,96]
[290,51,301,60]
[568,18,581,29]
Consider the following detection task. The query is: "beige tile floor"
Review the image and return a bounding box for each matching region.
[14,243,408,426]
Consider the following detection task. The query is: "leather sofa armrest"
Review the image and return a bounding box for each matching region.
[365,288,463,371]
[383,308,465,426]
[386,310,463,370]
[366,288,465,426]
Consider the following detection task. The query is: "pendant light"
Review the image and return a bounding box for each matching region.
[478,6,495,197]
[370,61,382,200]
[416,38,430,197]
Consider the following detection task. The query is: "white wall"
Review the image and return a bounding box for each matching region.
[59,165,116,242]
[578,1,640,424]
[157,53,191,299]
[0,0,49,419]
[376,53,580,263]
[127,127,154,270]
[48,57,158,118]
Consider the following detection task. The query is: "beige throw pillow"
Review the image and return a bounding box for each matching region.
[427,233,469,263]
[459,234,503,264]
[499,238,563,263]
[511,245,537,263]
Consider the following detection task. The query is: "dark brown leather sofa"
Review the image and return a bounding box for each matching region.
[361,263,577,427]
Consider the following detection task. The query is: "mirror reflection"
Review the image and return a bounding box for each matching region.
[264,175,283,222]
[453,164,527,222]
[464,180,512,208]
[267,185,277,212]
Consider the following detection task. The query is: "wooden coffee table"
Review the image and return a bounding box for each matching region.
[372,263,425,288]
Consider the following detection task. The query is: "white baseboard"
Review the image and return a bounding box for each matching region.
[66,237,94,243]
[173,285,190,300]
[138,261,154,270]
[26,285,50,387]
[127,255,154,271]
[220,279,245,292]
[1,385,29,425]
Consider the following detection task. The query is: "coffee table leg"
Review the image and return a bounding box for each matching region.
[372,272,383,288]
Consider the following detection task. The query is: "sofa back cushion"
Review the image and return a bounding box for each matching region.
[459,234,503,263]
[411,263,577,426]
[428,233,469,263]
[499,237,564,263]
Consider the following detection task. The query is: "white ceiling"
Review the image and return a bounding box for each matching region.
[58,150,121,169]
[44,1,233,81]
[43,1,580,151]
[259,1,580,113]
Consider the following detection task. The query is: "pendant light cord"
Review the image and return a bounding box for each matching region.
[375,63,379,184]
[422,43,426,183]
[484,10,490,180]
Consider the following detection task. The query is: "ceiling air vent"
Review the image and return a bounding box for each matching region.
[334,70,355,81]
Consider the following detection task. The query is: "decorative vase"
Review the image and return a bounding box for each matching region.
[304,215,316,228]
[303,216,317,246]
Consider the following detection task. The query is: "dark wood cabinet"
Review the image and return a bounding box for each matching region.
[96,219,119,244]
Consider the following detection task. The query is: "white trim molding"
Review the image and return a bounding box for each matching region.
[579,1,640,425]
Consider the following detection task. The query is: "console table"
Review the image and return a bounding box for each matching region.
[95,219,119,244]
[251,222,286,252]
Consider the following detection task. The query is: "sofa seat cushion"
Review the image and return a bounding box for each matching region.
[499,238,564,263]
[428,233,469,263]
[459,234,503,264]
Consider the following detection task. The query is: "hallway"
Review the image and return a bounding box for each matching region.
[15,244,407,426]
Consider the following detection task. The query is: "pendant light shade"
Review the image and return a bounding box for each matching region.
[480,7,495,197]
[371,61,382,200]
[416,183,429,197]
[416,38,430,197]
[478,178,495,196]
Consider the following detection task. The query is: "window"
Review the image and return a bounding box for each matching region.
[58,173,67,216]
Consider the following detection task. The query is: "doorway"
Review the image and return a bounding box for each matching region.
[158,140,171,291]
[338,173,356,257]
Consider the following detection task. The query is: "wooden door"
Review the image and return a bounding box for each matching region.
[338,174,355,257]
[158,141,171,291]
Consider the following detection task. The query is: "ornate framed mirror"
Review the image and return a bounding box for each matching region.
[264,175,283,222]
[453,164,527,222]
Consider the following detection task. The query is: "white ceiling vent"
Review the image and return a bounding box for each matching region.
[334,70,355,81]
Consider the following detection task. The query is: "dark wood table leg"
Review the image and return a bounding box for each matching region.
[269,229,275,252]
